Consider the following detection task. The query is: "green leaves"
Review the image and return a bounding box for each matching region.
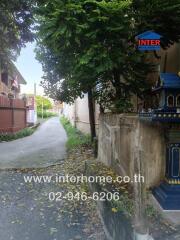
[35,0,180,112]
[133,0,180,47]
[36,95,53,111]
[0,0,35,62]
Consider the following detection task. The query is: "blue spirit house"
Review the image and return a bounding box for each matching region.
[139,73,180,210]
[140,73,180,122]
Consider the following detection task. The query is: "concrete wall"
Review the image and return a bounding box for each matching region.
[75,94,91,134]
[63,94,99,134]
[98,114,165,188]
[63,102,76,126]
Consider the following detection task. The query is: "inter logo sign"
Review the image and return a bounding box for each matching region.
[137,31,162,51]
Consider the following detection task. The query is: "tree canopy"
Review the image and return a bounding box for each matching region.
[1,0,178,138]
[36,95,52,111]
[133,0,180,48]
[36,0,180,112]
[0,0,35,62]
[1,0,180,112]
[36,0,148,112]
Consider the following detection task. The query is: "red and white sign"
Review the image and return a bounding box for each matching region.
[12,76,19,89]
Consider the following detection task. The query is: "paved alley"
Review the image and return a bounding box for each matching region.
[0,117,67,169]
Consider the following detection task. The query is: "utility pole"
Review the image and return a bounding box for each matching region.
[34,83,37,97]
[42,99,44,119]
[34,83,37,124]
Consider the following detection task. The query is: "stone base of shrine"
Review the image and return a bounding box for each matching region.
[153,182,180,210]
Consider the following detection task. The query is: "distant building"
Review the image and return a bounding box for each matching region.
[0,61,27,133]
[0,61,26,98]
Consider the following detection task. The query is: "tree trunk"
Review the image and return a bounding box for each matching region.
[88,89,96,142]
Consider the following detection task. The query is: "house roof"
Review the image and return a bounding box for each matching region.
[9,62,26,85]
[153,73,180,91]
[137,31,162,40]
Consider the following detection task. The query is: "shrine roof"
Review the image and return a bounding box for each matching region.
[153,73,180,91]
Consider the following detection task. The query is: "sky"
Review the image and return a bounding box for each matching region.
[14,42,44,96]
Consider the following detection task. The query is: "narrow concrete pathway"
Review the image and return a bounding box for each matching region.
[0,168,91,240]
[0,117,179,240]
[0,117,67,169]
[0,118,91,240]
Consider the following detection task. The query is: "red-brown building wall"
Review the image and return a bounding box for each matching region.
[0,96,26,133]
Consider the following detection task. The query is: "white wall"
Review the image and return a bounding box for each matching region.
[63,94,100,134]
[63,103,76,126]
[76,94,90,133]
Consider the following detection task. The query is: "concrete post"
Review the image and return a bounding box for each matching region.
[133,122,154,240]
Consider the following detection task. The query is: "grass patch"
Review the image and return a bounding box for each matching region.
[37,111,57,119]
[0,127,36,142]
[60,116,91,150]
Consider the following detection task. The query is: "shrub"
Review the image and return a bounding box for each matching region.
[37,111,57,118]
[60,116,91,150]
[0,128,35,142]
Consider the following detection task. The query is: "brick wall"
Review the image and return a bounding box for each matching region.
[0,96,26,133]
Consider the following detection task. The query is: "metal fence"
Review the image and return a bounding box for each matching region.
[0,96,26,133]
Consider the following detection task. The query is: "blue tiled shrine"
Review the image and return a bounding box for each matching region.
[153,182,180,210]
[139,73,180,210]
[139,73,180,122]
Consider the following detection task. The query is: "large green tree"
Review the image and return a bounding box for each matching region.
[36,0,150,138]
[0,0,35,62]
[35,0,180,138]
